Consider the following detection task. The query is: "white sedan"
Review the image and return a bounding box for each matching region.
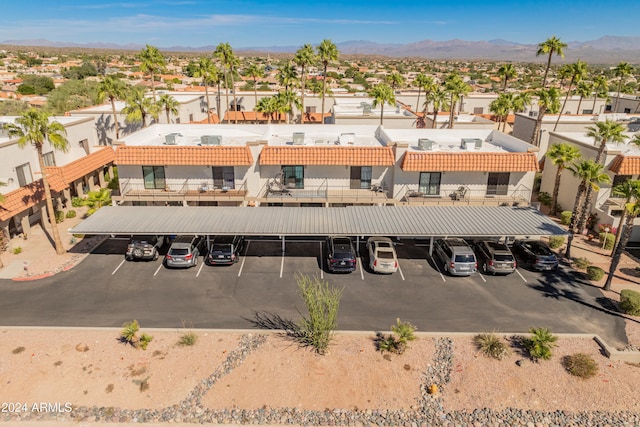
[366,237,398,274]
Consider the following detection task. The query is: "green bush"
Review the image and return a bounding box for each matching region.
[537,191,552,206]
[65,210,76,219]
[392,318,417,345]
[562,353,599,379]
[474,333,510,360]
[586,266,605,281]
[572,257,591,270]
[178,332,197,346]
[12,247,22,255]
[120,320,153,350]
[598,233,615,250]
[620,289,640,316]
[560,211,573,225]
[377,319,418,355]
[523,327,558,361]
[54,210,65,223]
[71,197,84,208]
[548,236,565,249]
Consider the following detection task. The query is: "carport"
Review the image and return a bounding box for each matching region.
[71,205,566,255]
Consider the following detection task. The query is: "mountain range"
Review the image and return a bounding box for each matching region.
[2,36,639,63]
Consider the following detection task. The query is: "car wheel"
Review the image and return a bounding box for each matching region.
[153,251,159,261]
[132,248,144,258]
[482,263,487,274]
[193,256,198,267]
[442,262,448,274]
[125,255,132,261]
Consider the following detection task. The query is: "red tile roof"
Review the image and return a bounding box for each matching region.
[45,147,116,192]
[302,112,332,123]
[259,146,395,166]
[0,181,46,222]
[609,154,640,175]
[401,152,539,172]
[223,111,286,122]
[115,146,254,166]
[190,112,221,124]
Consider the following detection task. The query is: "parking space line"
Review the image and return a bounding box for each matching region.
[153,264,163,277]
[515,268,528,283]
[358,258,364,280]
[431,256,446,282]
[397,262,405,281]
[319,242,324,280]
[196,260,205,277]
[237,241,250,277]
[478,272,487,283]
[111,259,126,275]
[280,253,285,278]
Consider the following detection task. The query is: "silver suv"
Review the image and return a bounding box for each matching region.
[474,240,516,275]
[165,235,204,268]
[125,235,163,261]
[433,238,477,276]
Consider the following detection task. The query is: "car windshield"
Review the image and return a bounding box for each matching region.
[377,251,395,259]
[528,243,552,256]
[494,254,514,262]
[212,244,231,253]
[455,254,475,263]
[334,252,353,259]
[170,248,189,256]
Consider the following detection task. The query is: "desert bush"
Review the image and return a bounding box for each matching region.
[178,332,197,346]
[377,318,418,355]
[560,211,572,225]
[120,320,153,350]
[586,266,605,281]
[572,257,591,270]
[12,246,22,255]
[598,232,615,250]
[523,327,558,361]
[620,289,640,316]
[562,353,598,379]
[548,236,564,249]
[65,210,76,219]
[54,210,65,223]
[71,196,84,207]
[474,333,510,360]
[537,191,552,206]
[392,318,417,345]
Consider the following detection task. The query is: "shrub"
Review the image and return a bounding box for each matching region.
[620,289,640,316]
[65,210,76,219]
[598,233,615,250]
[586,266,605,281]
[474,333,510,360]
[562,353,599,379]
[572,257,591,270]
[560,211,572,225]
[12,247,22,255]
[523,327,558,361]
[537,191,552,206]
[586,213,600,231]
[377,319,418,355]
[178,332,197,346]
[120,320,153,350]
[548,236,564,249]
[71,197,84,207]
[392,318,417,345]
[54,210,65,223]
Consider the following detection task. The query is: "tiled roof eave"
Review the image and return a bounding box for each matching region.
[400,152,539,172]
[258,146,395,166]
[114,146,253,166]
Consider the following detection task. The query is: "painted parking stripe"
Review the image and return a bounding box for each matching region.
[196,260,205,277]
[478,272,487,283]
[431,256,446,282]
[515,268,528,283]
[153,264,163,277]
[358,258,364,280]
[319,242,324,280]
[280,253,285,278]
[111,259,126,275]
[237,241,250,277]
[397,262,405,281]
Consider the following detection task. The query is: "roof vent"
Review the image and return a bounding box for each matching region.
[417,138,435,151]
[363,103,372,115]
[339,133,356,145]
[292,132,305,145]
[461,138,482,150]
[164,133,181,145]
[200,135,222,145]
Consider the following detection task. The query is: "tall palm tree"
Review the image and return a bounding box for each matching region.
[605,195,640,290]
[489,93,512,132]
[429,86,449,129]
[610,179,640,254]
[591,75,609,114]
[158,93,180,124]
[413,73,431,114]
[275,89,302,124]
[586,119,628,164]
[546,143,582,215]
[530,87,561,146]
[317,39,339,123]
[556,64,572,90]
[215,42,239,124]
[96,75,126,140]
[498,63,517,92]
[574,80,593,115]
[277,62,298,91]
[294,44,316,124]
[385,72,405,90]
[6,109,69,255]
[444,74,471,129]
[138,45,166,105]
[244,62,264,121]
[553,60,588,131]
[122,87,158,128]
[565,160,610,258]
[536,36,568,88]
[255,96,278,124]
[369,83,395,125]
[612,61,635,112]
[192,58,219,124]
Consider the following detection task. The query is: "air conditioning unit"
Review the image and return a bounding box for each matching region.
[529,111,539,118]
[200,135,222,145]
[417,138,435,151]
[461,138,482,150]
[339,133,356,144]
[363,103,373,115]
[292,132,305,145]
[164,133,180,145]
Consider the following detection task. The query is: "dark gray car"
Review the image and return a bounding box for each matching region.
[474,240,516,275]
[165,235,204,268]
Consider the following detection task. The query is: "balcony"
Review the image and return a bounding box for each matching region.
[256,178,392,205]
[397,184,532,207]
[114,179,248,203]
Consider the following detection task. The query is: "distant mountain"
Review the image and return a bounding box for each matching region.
[2,36,639,63]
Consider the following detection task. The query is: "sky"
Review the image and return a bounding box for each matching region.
[0,0,638,48]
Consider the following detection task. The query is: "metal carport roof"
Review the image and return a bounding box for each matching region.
[70,206,566,237]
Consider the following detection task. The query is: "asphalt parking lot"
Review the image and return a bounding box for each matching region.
[0,237,629,348]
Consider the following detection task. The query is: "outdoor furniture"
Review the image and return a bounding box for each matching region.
[452,186,467,201]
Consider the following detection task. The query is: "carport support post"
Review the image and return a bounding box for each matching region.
[281,236,285,254]
[356,236,360,256]
[429,236,434,256]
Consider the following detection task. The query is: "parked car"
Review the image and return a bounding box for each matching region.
[366,237,398,274]
[511,239,559,271]
[474,240,516,275]
[326,236,357,273]
[433,238,477,276]
[206,235,245,265]
[165,235,204,268]
[125,235,164,261]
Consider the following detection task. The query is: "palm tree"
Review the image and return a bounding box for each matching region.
[317,39,339,123]
[536,36,568,88]
[277,62,298,91]
[96,75,126,140]
[429,86,449,129]
[530,87,561,146]
[498,63,517,92]
[553,60,588,131]
[385,72,405,90]
[546,143,582,215]
[565,160,610,258]
[444,74,471,129]
[369,83,395,125]
[489,93,512,132]
[574,80,593,115]
[612,61,635,112]
[244,62,264,121]
[294,44,316,123]
[586,119,628,164]
[215,42,239,124]
[192,58,219,124]
[255,96,278,124]
[6,109,69,255]
[275,90,302,124]
[556,64,572,90]
[82,188,112,216]
[138,45,166,105]
[413,73,431,114]
[591,75,609,114]
[122,87,158,128]
[158,93,180,124]
[610,179,640,254]
[605,196,640,290]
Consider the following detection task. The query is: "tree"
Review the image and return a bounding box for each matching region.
[489,93,512,132]
[429,86,449,129]
[45,79,99,115]
[574,80,593,115]
[565,160,610,258]
[591,75,609,114]
[605,196,640,290]
[122,87,158,128]
[6,109,69,255]
[0,99,29,115]
[546,143,582,215]
[611,179,640,254]
[294,44,316,124]
[369,83,395,125]
[498,63,517,92]
[553,60,588,131]
[192,58,219,124]
[530,87,561,146]
[536,36,568,88]
[96,75,126,139]
[385,72,405,90]
[255,96,278,123]
[413,73,432,115]
[317,39,339,123]
[17,75,54,95]
[138,45,166,105]
[277,61,298,91]
[81,188,112,216]
[275,89,302,124]
[244,62,264,121]
[444,74,471,129]
[612,62,634,112]
[158,93,180,124]
[586,120,628,164]
[215,43,240,124]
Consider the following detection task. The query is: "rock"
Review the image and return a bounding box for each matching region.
[75,343,89,352]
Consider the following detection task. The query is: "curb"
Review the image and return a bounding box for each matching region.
[12,272,55,282]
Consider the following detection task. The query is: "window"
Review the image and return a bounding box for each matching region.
[582,109,593,114]
[350,166,372,189]
[605,104,612,112]
[418,172,441,195]
[306,106,316,113]
[624,108,632,114]
[142,166,166,189]
[16,163,33,187]
[43,152,56,167]
[282,165,304,189]
[612,174,631,189]
[487,172,510,196]
[189,114,194,122]
[212,166,234,189]
[473,107,484,115]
